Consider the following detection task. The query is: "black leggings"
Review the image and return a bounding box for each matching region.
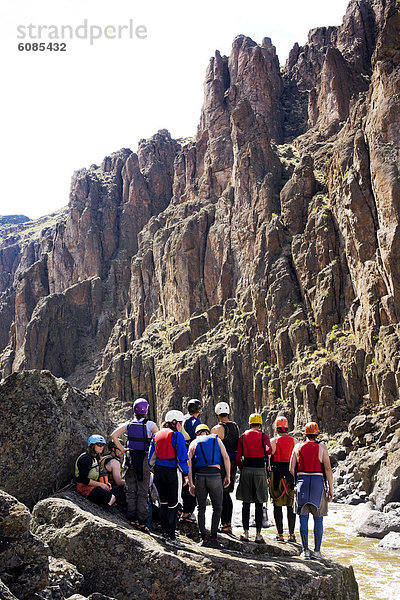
[221,490,233,525]
[242,502,263,533]
[274,505,296,535]
[88,487,112,507]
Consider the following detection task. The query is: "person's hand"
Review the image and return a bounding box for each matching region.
[189,484,196,497]
[99,482,110,491]
[328,488,334,502]
[183,476,189,487]
[223,476,230,488]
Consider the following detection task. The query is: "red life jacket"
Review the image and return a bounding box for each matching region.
[298,441,322,473]
[273,434,295,463]
[154,429,176,460]
[242,429,267,458]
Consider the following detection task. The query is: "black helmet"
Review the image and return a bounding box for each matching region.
[108,439,123,452]
[187,398,201,414]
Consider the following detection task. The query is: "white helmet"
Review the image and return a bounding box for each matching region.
[165,409,185,423]
[215,402,230,415]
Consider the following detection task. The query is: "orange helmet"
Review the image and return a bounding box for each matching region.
[305,422,319,435]
[275,416,288,429]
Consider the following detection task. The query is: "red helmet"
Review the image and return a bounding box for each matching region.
[275,416,288,429]
[305,422,319,435]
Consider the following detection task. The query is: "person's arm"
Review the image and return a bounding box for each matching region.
[151,422,159,435]
[111,423,127,453]
[108,459,125,487]
[175,432,189,476]
[188,441,196,496]
[76,454,109,490]
[289,445,298,476]
[211,423,225,440]
[218,438,231,488]
[236,435,243,468]
[270,438,277,455]
[320,443,334,501]
[263,433,272,456]
[148,434,156,467]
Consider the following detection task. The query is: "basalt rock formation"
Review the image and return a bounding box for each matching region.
[0,0,399,501]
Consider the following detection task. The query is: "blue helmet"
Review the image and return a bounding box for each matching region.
[88,434,106,447]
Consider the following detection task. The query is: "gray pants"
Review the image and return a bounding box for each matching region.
[125,456,150,523]
[195,473,223,538]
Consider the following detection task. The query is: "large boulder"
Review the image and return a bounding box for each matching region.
[0,490,49,600]
[0,370,111,507]
[31,492,359,600]
[369,447,400,510]
[351,502,400,539]
[378,532,400,551]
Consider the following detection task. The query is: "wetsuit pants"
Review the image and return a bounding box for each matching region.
[242,502,263,532]
[274,505,296,535]
[221,460,237,526]
[195,470,223,539]
[154,465,182,540]
[125,454,150,524]
[299,514,323,551]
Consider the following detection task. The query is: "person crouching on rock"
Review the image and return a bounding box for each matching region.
[269,416,298,542]
[99,440,126,508]
[236,413,272,543]
[188,423,231,548]
[75,435,116,509]
[111,398,158,533]
[148,410,189,547]
[289,422,334,560]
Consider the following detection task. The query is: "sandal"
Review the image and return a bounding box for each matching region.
[275,534,285,542]
[288,534,297,543]
[130,520,139,527]
[136,523,150,534]
[219,524,232,533]
[240,533,249,542]
[255,535,265,544]
[180,514,197,524]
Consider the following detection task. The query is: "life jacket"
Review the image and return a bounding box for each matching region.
[298,441,323,473]
[272,434,295,463]
[241,429,267,458]
[182,415,198,444]
[127,419,150,451]
[154,428,177,460]
[74,453,99,481]
[99,454,121,485]
[193,435,222,470]
[221,421,240,455]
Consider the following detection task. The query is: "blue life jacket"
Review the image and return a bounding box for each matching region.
[193,434,222,470]
[127,419,150,451]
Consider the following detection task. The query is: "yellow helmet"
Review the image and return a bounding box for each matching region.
[249,413,262,426]
[195,423,210,435]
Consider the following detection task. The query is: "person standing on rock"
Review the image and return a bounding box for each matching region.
[269,416,298,542]
[75,435,116,509]
[236,414,272,543]
[289,422,334,560]
[180,398,202,524]
[111,398,158,533]
[211,401,240,533]
[188,423,231,548]
[148,410,189,546]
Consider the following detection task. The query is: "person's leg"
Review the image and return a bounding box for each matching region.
[208,476,223,538]
[166,468,179,540]
[287,505,296,535]
[136,457,151,525]
[255,502,263,533]
[125,467,138,522]
[299,514,309,550]
[313,516,324,551]
[274,505,284,536]
[88,486,113,507]
[182,483,197,518]
[195,475,208,539]
[154,466,168,536]
[241,502,250,539]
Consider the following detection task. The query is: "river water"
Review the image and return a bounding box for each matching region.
[223,500,400,599]
[322,504,400,600]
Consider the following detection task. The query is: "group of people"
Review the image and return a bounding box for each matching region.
[75,397,333,559]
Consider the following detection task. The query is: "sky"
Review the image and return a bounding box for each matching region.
[0,0,350,219]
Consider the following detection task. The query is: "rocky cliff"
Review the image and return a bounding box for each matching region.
[0,0,399,498]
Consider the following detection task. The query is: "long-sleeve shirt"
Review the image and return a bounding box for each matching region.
[148,429,189,475]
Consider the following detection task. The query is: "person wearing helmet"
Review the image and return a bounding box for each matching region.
[211,401,240,533]
[99,440,127,507]
[148,409,189,546]
[269,416,298,542]
[180,398,202,524]
[289,422,333,560]
[236,414,272,543]
[188,424,231,548]
[75,435,116,509]
[111,397,158,533]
